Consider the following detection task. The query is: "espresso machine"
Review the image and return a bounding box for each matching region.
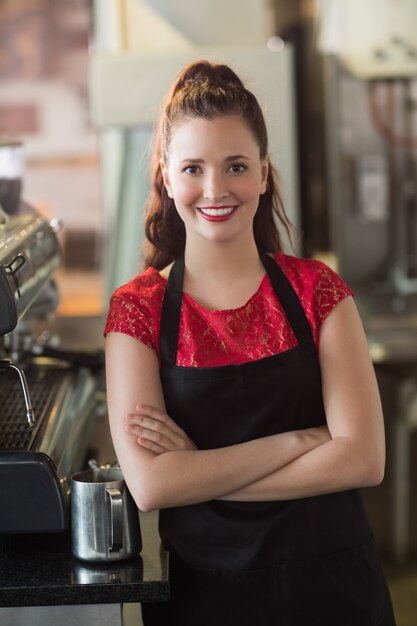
[0,155,103,534]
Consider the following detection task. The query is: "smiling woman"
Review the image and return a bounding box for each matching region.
[104,60,396,625]
[159,115,268,249]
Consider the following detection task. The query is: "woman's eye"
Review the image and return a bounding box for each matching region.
[229,163,247,174]
[182,165,200,175]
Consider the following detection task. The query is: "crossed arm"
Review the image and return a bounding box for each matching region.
[105,296,385,512]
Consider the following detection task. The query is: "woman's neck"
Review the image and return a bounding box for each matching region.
[185,235,260,276]
[182,237,266,310]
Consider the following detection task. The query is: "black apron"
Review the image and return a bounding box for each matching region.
[142,250,396,626]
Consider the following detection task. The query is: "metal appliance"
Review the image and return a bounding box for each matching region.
[317,0,417,563]
[0,206,102,533]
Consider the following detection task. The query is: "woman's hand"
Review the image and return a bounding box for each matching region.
[126,404,198,454]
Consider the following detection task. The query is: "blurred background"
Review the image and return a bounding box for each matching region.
[1,1,417,623]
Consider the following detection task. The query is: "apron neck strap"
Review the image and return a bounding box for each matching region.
[159,256,185,368]
[258,249,315,348]
[160,250,315,368]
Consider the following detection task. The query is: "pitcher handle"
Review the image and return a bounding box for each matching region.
[106,488,123,552]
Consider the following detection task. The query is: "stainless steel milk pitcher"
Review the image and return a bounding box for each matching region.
[71,467,141,562]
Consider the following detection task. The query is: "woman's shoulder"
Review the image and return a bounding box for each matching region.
[110,267,166,307]
[104,267,166,348]
[273,251,353,328]
[275,250,336,278]
[274,251,351,290]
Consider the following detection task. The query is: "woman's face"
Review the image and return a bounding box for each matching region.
[160,115,269,247]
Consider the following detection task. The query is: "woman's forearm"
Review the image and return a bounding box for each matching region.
[132,427,330,511]
[218,434,385,502]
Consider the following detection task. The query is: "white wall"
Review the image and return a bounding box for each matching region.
[317,0,417,78]
[135,0,273,46]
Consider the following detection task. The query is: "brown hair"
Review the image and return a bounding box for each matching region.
[143,60,293,269]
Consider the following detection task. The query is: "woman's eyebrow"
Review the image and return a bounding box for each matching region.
[180,158,204,164]
[225,155,250,161]
[180,155,251,164]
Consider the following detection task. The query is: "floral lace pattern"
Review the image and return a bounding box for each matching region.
[104,253,353,367]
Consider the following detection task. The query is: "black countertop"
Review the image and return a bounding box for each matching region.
[0,510,169,607]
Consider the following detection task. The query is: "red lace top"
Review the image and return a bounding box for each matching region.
[104,252,353,367]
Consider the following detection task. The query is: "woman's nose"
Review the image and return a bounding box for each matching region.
[203,173,228,201]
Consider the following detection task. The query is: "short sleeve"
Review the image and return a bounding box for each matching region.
[276,253,354,348]
[103,268,166,356]
[312,263,354,326]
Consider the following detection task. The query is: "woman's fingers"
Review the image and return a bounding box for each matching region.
[136,428,175,454]
[135,404,186,436]
[126,417,177,451]
[126,404,197,452]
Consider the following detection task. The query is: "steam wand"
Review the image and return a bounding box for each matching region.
[0,359,36,427]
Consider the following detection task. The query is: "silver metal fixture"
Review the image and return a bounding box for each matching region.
[0,359,35,427]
